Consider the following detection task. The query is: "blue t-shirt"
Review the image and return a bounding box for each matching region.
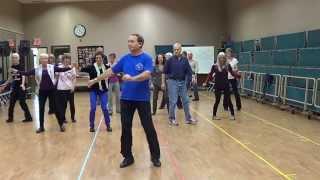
[112,52,153,101]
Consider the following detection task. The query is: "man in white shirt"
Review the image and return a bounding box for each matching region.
[55,54,77,130]
[187,52,199,101]
[223,48,242,111]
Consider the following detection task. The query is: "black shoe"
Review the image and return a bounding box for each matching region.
[72,119,77,123]
[151,158,161,167]
[106,125,112,132]
[159,106,164,110]
[22,118,33,123]
[192,99,199,101]
[64,120,68,124]
[120,158,134,168]
[6,119,13,123]
[109,112,113,116]
[237,107,241,111]
[177,106,183,109]
[36,128,45,134]
[90,127,95,132]
[152,112,156,116]
[60,125,66,132]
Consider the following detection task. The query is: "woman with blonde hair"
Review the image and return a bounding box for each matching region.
[203,52,240,120]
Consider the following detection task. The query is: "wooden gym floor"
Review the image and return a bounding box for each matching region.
[0,91,320,180]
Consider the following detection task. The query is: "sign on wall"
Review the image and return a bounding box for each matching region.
[181,46,215,74]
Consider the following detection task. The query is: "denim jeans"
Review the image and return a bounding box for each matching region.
[167,79,192,121]
[89,90,111,128]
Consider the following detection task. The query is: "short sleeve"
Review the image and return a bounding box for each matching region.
[112,56,125,73]
[144,54,153,72]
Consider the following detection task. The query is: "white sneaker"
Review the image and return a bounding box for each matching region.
[212,116,221,120]
[169,119,179,126]
[186,119,197,125]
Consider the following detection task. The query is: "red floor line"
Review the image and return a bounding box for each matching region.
[154,121,186,180]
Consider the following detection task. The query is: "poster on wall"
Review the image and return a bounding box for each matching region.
[181,46,215,74]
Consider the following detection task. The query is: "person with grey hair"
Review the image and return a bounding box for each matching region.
[162,52,183,110]
[20,53,72,133]
[163,43,196,126]
[0,53,32,123]
[187,52,199,101]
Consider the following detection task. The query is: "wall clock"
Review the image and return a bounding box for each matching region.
[74,24,86,38]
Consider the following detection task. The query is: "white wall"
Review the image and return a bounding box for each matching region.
[0,0,24,44]
[227,0,320,41]
[0,0,23,34]
[23,0,227,61]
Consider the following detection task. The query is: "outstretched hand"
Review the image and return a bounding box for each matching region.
[88,79,96,88]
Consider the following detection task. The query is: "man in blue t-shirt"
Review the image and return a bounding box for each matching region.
[88,34,161,168]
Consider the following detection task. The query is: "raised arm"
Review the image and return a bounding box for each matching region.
[54,66,71,73]
[88,68,114,87]
[20,69,35,76]
[204,65,216,85]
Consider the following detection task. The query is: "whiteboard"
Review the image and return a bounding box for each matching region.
[182,46,215,74]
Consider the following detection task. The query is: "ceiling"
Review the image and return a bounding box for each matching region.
[18,0,120,4]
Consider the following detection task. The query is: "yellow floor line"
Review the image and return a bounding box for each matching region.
[199,93,320,146]
[190,107,293,180]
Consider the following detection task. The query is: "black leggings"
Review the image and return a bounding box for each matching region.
[69,92,75,120]
[213,88,234,116]
[55,90,70,125]
[223,79,242,110]
[39,90,61,129]
[8,87,32,120]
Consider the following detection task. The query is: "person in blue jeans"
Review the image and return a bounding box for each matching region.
[88,34,161,168]
[163,43,197,126]
[80,52,112,133]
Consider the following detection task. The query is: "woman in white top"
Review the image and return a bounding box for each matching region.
[55,55,77,126]
[223,48,242,111]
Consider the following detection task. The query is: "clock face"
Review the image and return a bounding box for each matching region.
[74,24,86,38]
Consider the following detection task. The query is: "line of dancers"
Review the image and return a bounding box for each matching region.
[0,34,241,168]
